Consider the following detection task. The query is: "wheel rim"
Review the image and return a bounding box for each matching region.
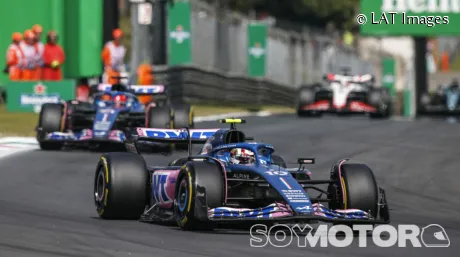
[94,168,106,208]
[177,178,189,212]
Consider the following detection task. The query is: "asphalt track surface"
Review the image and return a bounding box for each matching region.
[0,114,459,257]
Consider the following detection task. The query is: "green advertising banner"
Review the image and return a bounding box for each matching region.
[360,0,460,36]
[6,80,76,113]
[404,88,412,117]
[167,0,192,65]
[382,58,396,98]
[247,23,267,77]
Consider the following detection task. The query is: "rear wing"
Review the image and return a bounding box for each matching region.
[124,127,220,154]
[96,83,167,95]
[124,119,247,155]
[323,73,374,83]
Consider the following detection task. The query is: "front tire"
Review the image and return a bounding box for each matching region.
[174,161,224,230]
[37,103,64,150]
[328,162,379,218]
[94,152,149,219]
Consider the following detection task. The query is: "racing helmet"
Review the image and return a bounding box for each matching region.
[100,93,112,102]
[230,148,255,165]
[97,93,112,107]
[114,94,128,107]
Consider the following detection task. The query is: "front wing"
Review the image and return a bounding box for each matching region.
[207,203,388,224]
[300,100,378,114]
[37,129,126,144]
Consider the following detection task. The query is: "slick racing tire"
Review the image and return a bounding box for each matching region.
[174,161,224,231]
[148,106,173,128]
[94,152,149,219]
[419,93,432,114]
[168,157,189,166]
[147,106,173,153]
[37,103,65,150]
[368,88,391,119]
[296,85,322,117]
[328,163,379,218]
[271,154,287,168]
[172,103,194,151]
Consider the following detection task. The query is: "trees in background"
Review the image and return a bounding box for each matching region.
[205,0,359,30]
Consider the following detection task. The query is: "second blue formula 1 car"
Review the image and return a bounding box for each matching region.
[36,83,194,150]
[93,119,390,230]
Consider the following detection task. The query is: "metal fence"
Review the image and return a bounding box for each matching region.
[130,0,374,88]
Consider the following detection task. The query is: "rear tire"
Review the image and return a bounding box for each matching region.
[419,93,432,114]
[174,161,224,230]
[296,85,321,117]
[368,88,391,119]
[172,103,194,151]
[94,152,149,219]
[271,155,287,168]
[328,163,379,218]
[148,106,172,128]
[37,103,64,150]
[147,106,173,153]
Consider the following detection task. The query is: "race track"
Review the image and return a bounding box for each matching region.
[0,115,459,256]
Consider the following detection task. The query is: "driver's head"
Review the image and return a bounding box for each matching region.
[230,148,255,165]
[113,94,127,107]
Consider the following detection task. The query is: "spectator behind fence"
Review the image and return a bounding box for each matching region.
[101,28,126,84]
[4,32,24,80]
[20,30,37,80]
[440,50,450,72]
[43,31,65,81]
[32,24,44,80]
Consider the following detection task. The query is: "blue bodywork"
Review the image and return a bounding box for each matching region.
[444,86,460,111]
[133,127,375,222]
[422,84,460,115]
[41,84,165,144]
[208,142,314,214]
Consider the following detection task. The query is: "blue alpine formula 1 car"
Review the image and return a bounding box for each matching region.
[36,83,193,150]
[93,119,390,230]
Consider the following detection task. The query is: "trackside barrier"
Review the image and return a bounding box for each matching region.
[152,65,297,107]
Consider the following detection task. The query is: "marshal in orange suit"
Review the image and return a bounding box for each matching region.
[4,32,24,80]
[101,28,126,85]
[43,31,65,81]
